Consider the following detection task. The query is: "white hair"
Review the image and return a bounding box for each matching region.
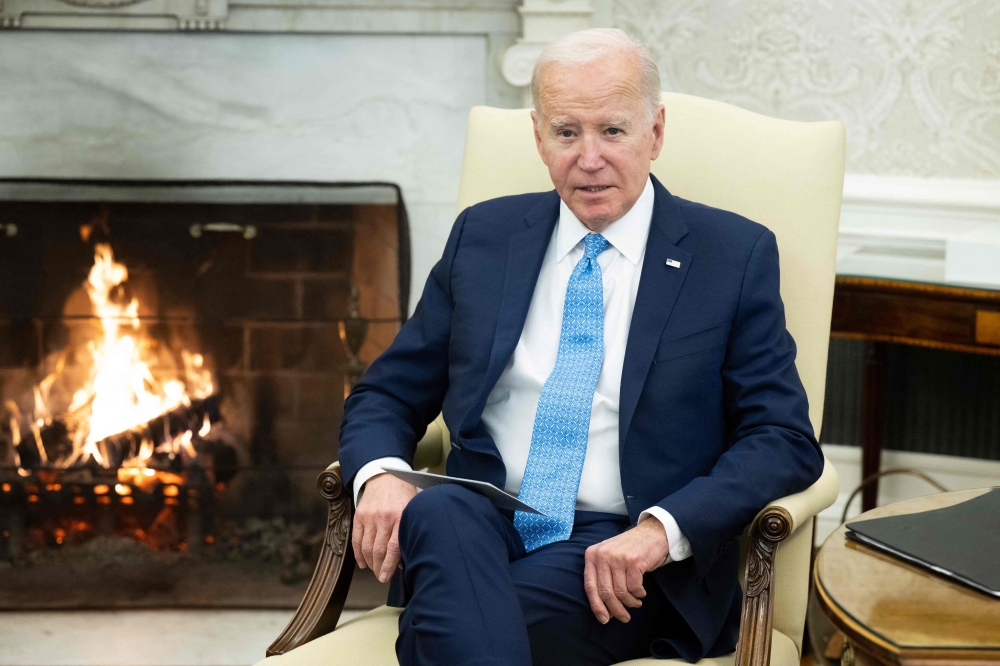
[530,28,661,122]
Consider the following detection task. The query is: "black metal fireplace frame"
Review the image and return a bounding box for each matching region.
[0,178,412,603]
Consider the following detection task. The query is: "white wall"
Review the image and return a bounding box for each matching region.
[0,32,487,308]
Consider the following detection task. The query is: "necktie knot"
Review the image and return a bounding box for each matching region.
[583,233,610,261]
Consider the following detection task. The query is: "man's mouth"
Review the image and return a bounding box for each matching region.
[579,186,611,193]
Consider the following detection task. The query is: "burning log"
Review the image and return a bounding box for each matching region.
[12,419,72,471]
[6,396,225,473]
[28,395,219,472]
[90,395,220,470]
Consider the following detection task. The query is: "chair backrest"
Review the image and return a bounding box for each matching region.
[455,93,845,653]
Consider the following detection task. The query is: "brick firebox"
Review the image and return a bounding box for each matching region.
[0,181,408,518]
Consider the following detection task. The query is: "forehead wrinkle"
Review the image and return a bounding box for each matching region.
[537,55,645,107]
[540,81,643,107]
[537,82,647,127]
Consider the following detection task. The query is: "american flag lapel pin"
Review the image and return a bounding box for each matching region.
[665,258,682,268]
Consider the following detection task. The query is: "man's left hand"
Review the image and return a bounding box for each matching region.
[583,518,669,624]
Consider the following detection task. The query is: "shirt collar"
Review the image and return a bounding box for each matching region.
[555,176,655,266]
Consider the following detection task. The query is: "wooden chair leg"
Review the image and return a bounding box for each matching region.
[734,506,793,666]
[267,462,356,657]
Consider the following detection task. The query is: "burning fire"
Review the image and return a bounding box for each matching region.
[7,243,215,473]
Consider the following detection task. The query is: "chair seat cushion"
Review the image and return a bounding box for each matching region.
[259,606,800,666]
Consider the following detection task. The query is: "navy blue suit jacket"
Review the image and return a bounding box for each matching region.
[340,175,824,659]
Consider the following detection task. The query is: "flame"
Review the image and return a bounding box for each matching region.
[79,244,178,454]
[2,242,224,552]
[9,243,215,473]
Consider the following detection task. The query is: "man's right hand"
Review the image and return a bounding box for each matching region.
[352,473,418,583]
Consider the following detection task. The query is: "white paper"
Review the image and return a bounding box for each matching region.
[381,468,543,515]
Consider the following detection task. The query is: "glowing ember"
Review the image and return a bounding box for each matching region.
[199,414,211,438]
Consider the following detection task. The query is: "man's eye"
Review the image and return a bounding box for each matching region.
[559,130,573,138]
[607,128,621,135]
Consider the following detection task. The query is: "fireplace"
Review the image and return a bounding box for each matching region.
[0,179,407,609]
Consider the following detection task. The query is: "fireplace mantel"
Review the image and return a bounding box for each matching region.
[0,0,589,110]
[0,0,519,32]
[0,29,499,311]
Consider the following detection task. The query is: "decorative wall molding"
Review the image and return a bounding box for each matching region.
[838,174,1000,284]
[0,0,520,35]
[225,1,519,35]
[57,0,149,9]
[1,0,228,29]
[501,0,593,103]
[844,174,1000,211]
[500,42,545,89]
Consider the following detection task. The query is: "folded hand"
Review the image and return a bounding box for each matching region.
[352,473,417,583]
[583,518,670,624]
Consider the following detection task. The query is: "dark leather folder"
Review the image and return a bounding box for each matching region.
[846,488,1000,599]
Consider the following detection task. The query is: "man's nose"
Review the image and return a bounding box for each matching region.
[577,134,606,172]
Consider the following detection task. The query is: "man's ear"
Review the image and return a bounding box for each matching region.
[531,110,550,167]
[648,104,666,161]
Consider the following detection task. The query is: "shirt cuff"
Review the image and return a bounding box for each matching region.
[638,506,692,564]
[352,457,412,506]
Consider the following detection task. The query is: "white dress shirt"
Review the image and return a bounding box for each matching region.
[354,177,691,563]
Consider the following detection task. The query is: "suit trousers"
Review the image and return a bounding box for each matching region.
[395,484,672,666]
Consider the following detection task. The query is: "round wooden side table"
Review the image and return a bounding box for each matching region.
[815,488,1000,666]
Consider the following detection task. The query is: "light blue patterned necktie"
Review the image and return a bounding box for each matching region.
[514,232,610,552]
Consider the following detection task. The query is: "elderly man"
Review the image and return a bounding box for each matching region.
[340,28,823,666]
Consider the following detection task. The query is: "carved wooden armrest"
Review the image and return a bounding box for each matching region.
[267,461,355,657]
[733,457,840,666]
[733,505,794,666]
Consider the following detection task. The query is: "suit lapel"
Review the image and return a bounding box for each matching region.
[619,177,691,450]
[461,191,560,433]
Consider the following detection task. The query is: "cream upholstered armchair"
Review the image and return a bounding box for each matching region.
[261,93,844,666]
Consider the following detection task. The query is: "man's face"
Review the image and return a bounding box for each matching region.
[532,56,665,233]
